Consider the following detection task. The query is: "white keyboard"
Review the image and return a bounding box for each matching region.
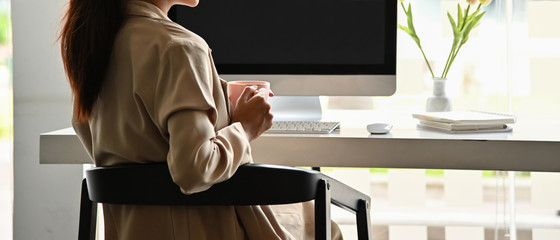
[266,121,340,134]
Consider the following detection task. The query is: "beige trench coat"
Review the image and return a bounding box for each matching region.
[73,1,342,239]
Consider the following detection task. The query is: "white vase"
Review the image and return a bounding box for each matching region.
[426,77,451,112]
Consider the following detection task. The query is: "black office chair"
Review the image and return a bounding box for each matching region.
[79,163,372,240]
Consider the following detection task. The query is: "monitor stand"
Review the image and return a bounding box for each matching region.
[269,96,322,121]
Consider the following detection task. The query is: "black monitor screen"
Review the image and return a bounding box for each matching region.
[169,0,396,75]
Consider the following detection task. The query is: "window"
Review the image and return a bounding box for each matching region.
[326,0,560,239]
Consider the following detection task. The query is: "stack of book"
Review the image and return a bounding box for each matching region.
[412,111,517,133]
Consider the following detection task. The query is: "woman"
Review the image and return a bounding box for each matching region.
[60,0,342,239]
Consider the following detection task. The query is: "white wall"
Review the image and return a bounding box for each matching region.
[12,0,83,239]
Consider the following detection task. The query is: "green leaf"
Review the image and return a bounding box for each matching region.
[406,3,417,35]
[466,8,481,23]
[461,4,470,30]
[407,3,411,14]
[460,34,470,46]
[457,4,464,30]
[398,24,421,46]
[447,12,460,40]
[460,11,485,45]
[398,24,412,35]
[463,12,485,35]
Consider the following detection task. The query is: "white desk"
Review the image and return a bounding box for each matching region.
[40,110,560,172]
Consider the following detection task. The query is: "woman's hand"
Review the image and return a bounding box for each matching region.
[231,86,274,141]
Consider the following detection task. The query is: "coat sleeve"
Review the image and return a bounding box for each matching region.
[153,42,253,194]
[72,112,94,161]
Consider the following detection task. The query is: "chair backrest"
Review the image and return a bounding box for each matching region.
[80,163,372,240]
[86,163,324,205]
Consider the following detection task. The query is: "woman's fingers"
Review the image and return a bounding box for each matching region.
[239,86,258,102]
[231,86,274,141]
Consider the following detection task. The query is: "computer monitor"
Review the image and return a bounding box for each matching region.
[169,0,397,120]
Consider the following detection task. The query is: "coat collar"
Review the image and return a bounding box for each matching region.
[127,1,171,22]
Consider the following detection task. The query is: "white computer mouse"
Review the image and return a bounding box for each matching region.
[367,123,393,134]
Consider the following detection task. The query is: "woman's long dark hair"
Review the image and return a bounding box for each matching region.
[60,0,126,120]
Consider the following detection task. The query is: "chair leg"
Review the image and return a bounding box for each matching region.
[356,199,371,240]
[78,179,97,240]
[315,179,331,240]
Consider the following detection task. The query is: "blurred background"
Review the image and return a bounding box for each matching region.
[0,0,11,239]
